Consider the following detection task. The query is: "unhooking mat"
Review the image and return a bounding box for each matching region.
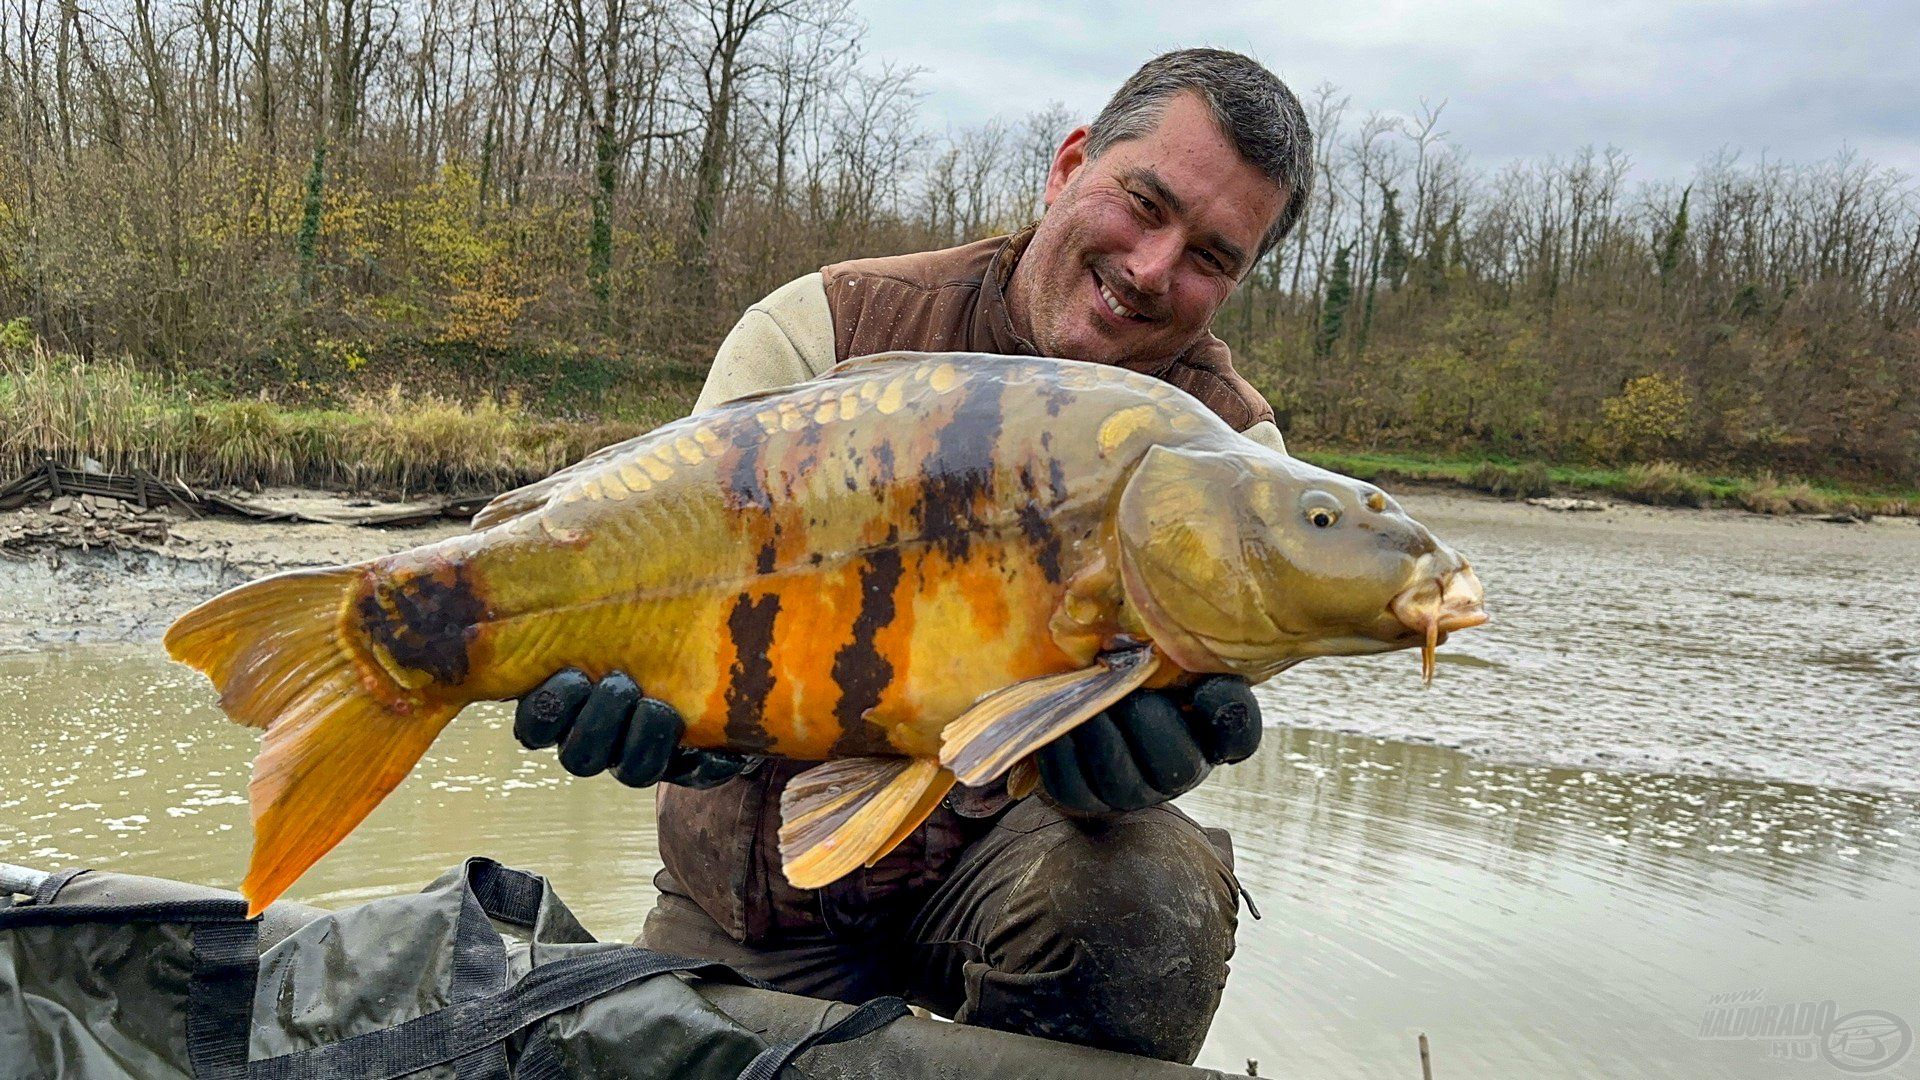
[0,858,903,1079]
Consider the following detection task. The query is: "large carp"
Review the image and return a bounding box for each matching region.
[167,353,1487,915]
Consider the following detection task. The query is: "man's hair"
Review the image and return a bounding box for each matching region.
[1085,48,1313,260]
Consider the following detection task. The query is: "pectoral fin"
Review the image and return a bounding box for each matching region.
[779,757,955,890]
[939,646,1162,787]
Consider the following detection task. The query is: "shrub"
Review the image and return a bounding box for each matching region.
[1467,460,1553,499]
[1736,472,1826,515]
[1618,461,1712,507]
[0,317,34,353]
[1600,373,1692,461]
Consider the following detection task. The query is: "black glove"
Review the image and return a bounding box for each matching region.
[1037,675,1261,815]
[514,669,752,789]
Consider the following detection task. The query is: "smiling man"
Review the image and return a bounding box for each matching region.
[514,49,1312,1063]
[694,51,1302,455]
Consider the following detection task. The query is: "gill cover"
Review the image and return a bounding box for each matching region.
[1114,445,1286,678]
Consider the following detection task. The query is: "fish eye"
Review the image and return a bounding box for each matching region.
[1365,491,1388,513]
[1300,491,1342,529]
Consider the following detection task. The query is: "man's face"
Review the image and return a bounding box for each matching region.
[1008,91,1286,367]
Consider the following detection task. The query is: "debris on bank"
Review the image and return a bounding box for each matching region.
[0,461,490,560]
[0,471,476,651]
[0,496,171,556]
[1526,497,1608,513]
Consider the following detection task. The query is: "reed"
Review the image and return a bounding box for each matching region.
[1466,461,1553,499]
[1735,472,1826,515]
[0,348,649,497]
[1616,462,1714,508]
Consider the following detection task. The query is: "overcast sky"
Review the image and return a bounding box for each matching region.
[855,0,1920,183]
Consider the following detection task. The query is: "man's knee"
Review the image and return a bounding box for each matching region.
[967,806,1239,1062]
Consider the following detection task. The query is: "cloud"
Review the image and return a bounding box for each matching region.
[853,0,1920,180]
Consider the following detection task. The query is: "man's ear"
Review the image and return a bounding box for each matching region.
[1044,126,1092,206]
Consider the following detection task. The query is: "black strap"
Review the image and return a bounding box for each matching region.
[465,859,545,929]
[0,896,249,929]
[736,996,911,1080]
[246,948,749,1080]
[187,918,261,1080]
[450,859,547,1079]
[30,866,91,905]
[450,879,512,1080]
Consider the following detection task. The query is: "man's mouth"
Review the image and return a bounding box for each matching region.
[1093,270,1153,323]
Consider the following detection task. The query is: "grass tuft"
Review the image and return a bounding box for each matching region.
[1613,462,1715,507]
[1467,461,1554,499]
[1736,472,1825,515]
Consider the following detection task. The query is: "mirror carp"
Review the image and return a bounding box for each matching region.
[166,353,1487,915]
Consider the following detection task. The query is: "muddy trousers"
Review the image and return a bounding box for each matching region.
[642,797,1240,1064]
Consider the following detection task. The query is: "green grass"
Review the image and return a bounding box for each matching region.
[1294,447,1918,518]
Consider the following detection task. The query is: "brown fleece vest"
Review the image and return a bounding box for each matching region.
[655,231,1273,945]
[821,228,1274,431]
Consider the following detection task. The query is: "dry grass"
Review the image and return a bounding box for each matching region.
[1736,471,1826,515]
[1615,461,1715,508]
[0,348,648,496]
[1467,461,1554,499]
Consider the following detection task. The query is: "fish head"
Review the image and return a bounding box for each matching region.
[1114,444,1487,683]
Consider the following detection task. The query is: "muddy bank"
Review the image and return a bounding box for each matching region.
[0,499,464,652]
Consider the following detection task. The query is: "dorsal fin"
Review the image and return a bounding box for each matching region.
[469,431,655,531]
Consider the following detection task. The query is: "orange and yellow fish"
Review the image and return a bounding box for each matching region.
[165,353,1487,915]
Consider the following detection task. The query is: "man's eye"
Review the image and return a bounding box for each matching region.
[1196,249,1225,272]
[1131,191,1155,214]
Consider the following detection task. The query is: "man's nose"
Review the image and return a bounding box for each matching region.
[1121,229,1183,297]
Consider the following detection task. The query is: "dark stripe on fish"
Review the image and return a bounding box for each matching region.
[828,546,904,756]
[1037,368,1076,417]
[725,427,773,511]
[913,375,1005,558]
[723,591,780,752]
[1015,503,1064,584]
[358,562,485,684]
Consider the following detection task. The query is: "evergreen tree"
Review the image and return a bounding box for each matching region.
[1379,185,1410,288]
[295,144,327,303]
[1316,244,1354,360]
[1657,186,1691,285]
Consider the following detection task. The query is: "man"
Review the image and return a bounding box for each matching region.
[515,49,1312,1064]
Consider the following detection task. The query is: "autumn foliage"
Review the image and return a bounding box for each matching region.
[0,1,1915,489]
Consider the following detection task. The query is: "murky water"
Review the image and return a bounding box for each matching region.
[2,498,1918,1077]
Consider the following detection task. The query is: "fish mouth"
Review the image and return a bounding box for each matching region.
[1388,564,1489,684]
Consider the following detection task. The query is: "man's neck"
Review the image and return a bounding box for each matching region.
[999,233,1040,348]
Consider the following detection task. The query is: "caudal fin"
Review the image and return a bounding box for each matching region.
[165,568,456,916]
[778,757,955,889]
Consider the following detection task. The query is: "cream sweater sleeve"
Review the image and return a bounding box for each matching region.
[692,273,838,413]
[1242,420,1289,455]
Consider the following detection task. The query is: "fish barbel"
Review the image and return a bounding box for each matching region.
[165,353,1487,915]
